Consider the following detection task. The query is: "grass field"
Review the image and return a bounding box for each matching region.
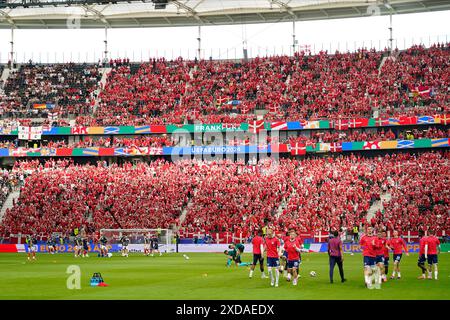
[0,252,448,300]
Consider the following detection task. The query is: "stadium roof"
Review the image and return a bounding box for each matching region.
[0,0,449,29]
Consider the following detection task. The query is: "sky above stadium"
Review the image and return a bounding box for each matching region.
[0,9,449,63]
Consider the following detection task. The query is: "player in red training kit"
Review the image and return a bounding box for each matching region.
[425,229,440,280]
[280,232,290,278]
[381,231,390,282]
[417,230,428,279]
[375,230,387,284]
[388,230,409,279]
[359,226,380,289]
[264,228,282,287]
[249,229,267,279]
[283,229,303,286]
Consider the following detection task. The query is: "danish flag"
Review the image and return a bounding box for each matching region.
[290,142,306,155]
[375,118,389,126]
[248,120,265,134]
[330,142,343,153]
[240,104,250,114]
[216,96,230,105]
[334,119,349,130]
[439,114,450,125]
[268,105,279,113]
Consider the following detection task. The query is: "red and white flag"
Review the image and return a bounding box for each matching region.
[290,142,306,155]
[334,119,349,130]
[271,121,288,131]
[439,114,450,125]
[348,118,368,128]
[216,96,230,105]
[18,126,42,140]
[240,104,250,114]
[268,104,279,113]
[48,111,58,122]
[248,120,265,134]
[412,85,431,98]
[71,126,88,135]
[330,142,343,153]
[375,118,389,126]
[363,141,380,150]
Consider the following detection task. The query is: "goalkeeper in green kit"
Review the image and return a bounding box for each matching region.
[224,243,251,267]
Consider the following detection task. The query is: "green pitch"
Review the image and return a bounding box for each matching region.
[0,252,448,300]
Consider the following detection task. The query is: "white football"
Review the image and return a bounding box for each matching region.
[107,253,113,258]
[183,254,190,260]
[309,271,317,277]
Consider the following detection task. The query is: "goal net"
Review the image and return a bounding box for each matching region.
[99,228,175,253]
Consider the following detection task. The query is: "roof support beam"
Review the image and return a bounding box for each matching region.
[353,6,361,15]
[320,9,329,18]
[133,17,141,26]
[163,16,172,25]
[0,10,15,27]
[82,4,110,27]
[224,14,234,23]
[256,12,266,22]
[270,0,297,19]
[172,0,204,24]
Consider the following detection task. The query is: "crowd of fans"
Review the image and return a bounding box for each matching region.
[0,169,20,211]
[1,44,448,126]
[78,43,448,126]
[0,44,448,241]
[1,62,100,119]
[0,151,448,238]
[377,45,450,117]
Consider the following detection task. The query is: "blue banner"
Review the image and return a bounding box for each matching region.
[25,243,121,253]
[163,145,268,155]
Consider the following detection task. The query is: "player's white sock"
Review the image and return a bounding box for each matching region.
[261,272,267,279]
[368,274,374,289]
[434,271,438,280]
[268,268,274,286]
[374,268,381,289]
[275,269,280,286]
[397,272,401,278]
[287,273,291,281]
[249,270,253,278]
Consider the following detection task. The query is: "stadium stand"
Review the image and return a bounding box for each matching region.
[0,44,448,126]
[1,62,101,119]
[0,44,448,243]
[73,44,448,125]
[0,152,448,239]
